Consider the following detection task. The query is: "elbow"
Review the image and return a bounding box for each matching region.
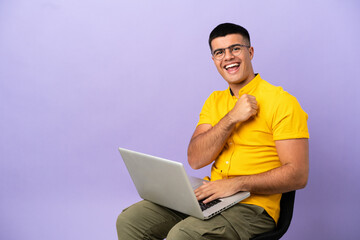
[294,171,309,190]
[190,164,201,170]
[297,177,308,190]
[187,154,201,170]
[187,146,213,170]
[287,161,309,190]
[187,147,202,170]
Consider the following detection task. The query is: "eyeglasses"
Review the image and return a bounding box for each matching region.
[212,44,250,60]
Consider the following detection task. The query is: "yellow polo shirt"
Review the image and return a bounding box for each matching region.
[197,74,309,223]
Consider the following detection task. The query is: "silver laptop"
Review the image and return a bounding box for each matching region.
[119,147,250,220]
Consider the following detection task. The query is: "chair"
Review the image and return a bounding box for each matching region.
[250,191,296,240]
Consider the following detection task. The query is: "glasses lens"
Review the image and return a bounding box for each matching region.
[231,46,242,56]
[213,50,224,60]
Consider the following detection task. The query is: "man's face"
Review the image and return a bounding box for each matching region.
[211,34,254,87]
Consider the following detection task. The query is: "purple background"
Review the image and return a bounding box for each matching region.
[1,0,359,239]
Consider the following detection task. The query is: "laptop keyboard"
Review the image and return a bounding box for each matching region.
[198,199,221,211]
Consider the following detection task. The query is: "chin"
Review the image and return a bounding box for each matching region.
[226,77,245,84]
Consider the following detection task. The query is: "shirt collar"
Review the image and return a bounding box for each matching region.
[229,73,261,97]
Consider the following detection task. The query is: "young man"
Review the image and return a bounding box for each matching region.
[116,23,309,240]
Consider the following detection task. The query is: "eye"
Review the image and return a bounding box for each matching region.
[214,50,224,57]
[232,46,241,53]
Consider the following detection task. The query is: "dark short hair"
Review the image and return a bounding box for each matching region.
[209,23,251,51]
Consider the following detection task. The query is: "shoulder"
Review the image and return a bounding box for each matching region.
[205,89,230,103]
[256,79,307,124]
[209,89,230,97]
[257,79,299,105]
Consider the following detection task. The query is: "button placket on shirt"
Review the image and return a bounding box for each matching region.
[222,94,237,179]
[224,139,235,178]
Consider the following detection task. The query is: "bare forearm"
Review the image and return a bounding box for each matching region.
[188,94,258,169]
[195,162,308,203]
[236,163,308,195]
[187,114,235,169]
[237,139,309,194]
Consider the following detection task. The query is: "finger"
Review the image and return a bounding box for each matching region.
[197,192,209,201]
[203,193,218,204]
[244,94,256,101]
[252,109,257,116]
[196,187,215,201]
[249,95,256,101]
[239,94,247,99]
[195,182,209,193]
[250,100,257,107]
[196,194,203,201]
[194,188,203,196]
[195,189,205,200]
[194,188,208,200]
[203,196,214,204]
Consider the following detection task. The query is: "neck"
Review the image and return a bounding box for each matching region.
[229,73,256,98]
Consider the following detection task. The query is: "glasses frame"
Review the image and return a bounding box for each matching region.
[212,44,250,60]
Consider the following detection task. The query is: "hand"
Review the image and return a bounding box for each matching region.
[194,178,240,204]
[228,94,258,124]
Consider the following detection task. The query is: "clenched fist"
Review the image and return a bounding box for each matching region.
[228,94,258,124]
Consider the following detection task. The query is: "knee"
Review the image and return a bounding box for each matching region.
[116,202,144,235]
[116,214,129,232]
[116,212,135,239]
[116,213,126,232]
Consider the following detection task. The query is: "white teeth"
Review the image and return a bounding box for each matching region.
[225,63,239,69]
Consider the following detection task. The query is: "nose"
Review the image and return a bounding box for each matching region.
[223,48,234,60]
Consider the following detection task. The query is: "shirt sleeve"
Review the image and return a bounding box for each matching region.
[272,92,309,141]
[197,93,216,127]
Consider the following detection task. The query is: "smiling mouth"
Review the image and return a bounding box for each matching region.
[224,63,240,72]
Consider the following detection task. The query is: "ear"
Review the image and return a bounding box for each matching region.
[249,46,254,60]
